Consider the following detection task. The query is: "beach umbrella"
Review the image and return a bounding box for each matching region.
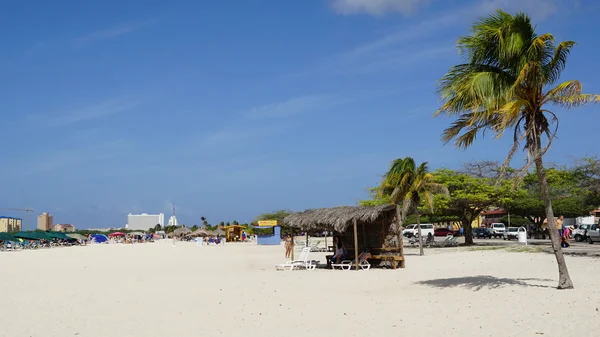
[66,233,87,241]
[0,233,18,242]
[212,228,224,236]
[108,232,126,237]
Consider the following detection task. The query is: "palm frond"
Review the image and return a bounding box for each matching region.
[544,41,575,84]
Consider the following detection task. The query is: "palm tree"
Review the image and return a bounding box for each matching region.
[378,157,448,256]
[435,10,600,289]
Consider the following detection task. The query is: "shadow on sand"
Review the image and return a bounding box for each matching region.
[415,275,555,291]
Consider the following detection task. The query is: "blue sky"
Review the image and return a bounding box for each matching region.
[2,0,599,229]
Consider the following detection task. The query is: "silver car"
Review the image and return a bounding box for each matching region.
[503,227,519,240]
[586,224,600,244]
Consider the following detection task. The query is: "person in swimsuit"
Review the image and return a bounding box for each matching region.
[284,234,293,259]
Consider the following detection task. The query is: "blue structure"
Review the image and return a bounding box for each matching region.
[90,234,108,243]
[254,225,281,245]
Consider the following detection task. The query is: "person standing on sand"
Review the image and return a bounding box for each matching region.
[284,234,293,259]
[556,215,564,237]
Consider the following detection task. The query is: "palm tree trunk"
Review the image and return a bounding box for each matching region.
[533,151,574,289]
[417,213,424,256]
[395,205,403,247]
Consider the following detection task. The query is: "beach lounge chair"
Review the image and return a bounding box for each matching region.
[436,234,458,247]
[331,251,371,270]
[275,247,317,271]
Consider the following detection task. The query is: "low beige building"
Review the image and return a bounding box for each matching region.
[0,216,23,232]
[52,224,75,232]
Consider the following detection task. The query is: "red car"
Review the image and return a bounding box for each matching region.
[434,228,459,237]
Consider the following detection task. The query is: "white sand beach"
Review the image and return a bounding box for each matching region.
[1,241,599,337]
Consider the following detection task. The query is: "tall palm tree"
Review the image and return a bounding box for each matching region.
[435,10,600,289]
[378,157,448,256]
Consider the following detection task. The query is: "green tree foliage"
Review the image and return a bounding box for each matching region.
[506,167,598,225]
[435,9,599,289]
[358,188,391,206]
[376,157,448,255]
[432,169,516,245]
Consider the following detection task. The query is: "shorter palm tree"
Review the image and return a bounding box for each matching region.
[378,157,448,256]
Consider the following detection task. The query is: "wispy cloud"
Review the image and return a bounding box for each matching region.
[26,98,139,127]
[20,139,131,175]
[195,94,342,151]
[309,0,562,79]
[69,20,155,46]
[241,95,341,120]
[330,0,433,16]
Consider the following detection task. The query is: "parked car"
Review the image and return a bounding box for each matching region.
[574,224,592,242]
[402,224,434,238]
[434,228,459,237]
[503,227,519,240]
[489,223,506,238]
[586,224,600,244]
[473,227,493,239]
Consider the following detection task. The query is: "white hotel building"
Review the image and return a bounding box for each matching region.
[126,213,165,231]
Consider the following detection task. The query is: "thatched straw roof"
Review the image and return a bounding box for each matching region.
[172,227,192,236]
[212,228,224,236]
[284,205,396,232]
[190,229,211,237]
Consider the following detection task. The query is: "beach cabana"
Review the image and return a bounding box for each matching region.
[284,205,404,269]
[223,225,246,241]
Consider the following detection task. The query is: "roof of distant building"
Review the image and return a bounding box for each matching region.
[0,216,23,220]
[481,209,506,216]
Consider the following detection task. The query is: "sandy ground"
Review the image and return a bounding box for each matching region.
[1,240,599,337]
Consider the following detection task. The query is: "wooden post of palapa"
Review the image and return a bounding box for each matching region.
[353,219,359,271]
[291,229,295,261]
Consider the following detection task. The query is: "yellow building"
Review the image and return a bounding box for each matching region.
[37,212,53,231]
[0,216,23,232]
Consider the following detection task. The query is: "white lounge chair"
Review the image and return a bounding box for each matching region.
[331,252,371,270]
[275,247,317,271]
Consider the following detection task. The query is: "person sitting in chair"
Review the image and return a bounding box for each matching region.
[331,236,346,265]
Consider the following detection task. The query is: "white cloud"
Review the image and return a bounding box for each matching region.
[330,0,432,16]
[69,20,155,45]
[242,95,340,119]
[26,98,139,127]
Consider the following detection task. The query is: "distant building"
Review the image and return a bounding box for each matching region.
[481,209,507,226]
[167,215,178,227]
[126,213,164,231]
[0,216,22,232]
[37,212,53,231]
[52,224,75,232]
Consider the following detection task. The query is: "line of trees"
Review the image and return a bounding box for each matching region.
[361,159,600,244]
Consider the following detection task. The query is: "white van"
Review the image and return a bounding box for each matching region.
[402,224,435,238]
[489,223,506,238]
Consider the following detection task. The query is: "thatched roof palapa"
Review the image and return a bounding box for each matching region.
[172,227,192,236]
[190,229,211,237]
[284,205,396,232]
